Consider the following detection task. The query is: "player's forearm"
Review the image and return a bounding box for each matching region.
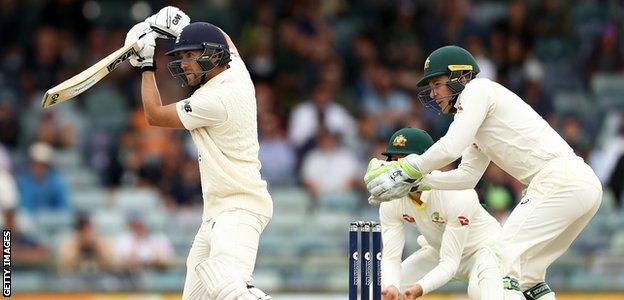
[406,142,459,175]
[416,259,458,295]
[141,71,165,124]
[141,72,184,128]
[381,258,402,290]
[421,169,481,190]
[380,213,405,289]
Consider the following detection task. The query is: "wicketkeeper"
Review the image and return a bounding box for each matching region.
[373,128,506,300]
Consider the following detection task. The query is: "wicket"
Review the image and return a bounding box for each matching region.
[349,221,382,300]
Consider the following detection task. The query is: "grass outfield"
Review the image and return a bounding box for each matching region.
[8,293,624,300]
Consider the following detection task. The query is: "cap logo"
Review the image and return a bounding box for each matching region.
[392,134,408,147]
[424,57,430,71]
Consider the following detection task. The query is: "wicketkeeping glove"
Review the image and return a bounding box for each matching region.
[124,22,157,70]
[145,6,190,39]
[364,157,423,201]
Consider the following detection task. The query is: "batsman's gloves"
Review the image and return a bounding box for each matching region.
[125,22,157,70]
[145,6,190,39]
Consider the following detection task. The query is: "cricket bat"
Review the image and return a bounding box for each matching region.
[41,41,138,108]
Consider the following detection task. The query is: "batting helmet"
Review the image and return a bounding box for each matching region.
[416,45,480,114]
[166,22,231,86]
[382,128,434,160]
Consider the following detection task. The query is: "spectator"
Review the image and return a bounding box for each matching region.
[115,213,173,273]
[560,114,591,159]
[288,81,356,153]
[0,144,17,227]
[259,114,297,187]
[359,63,412,137]
[17,142,70,218]
[57,213,114,274]
[465,35,496,80]
[0,100,19,150]
[301,129,361,210]
[163,156,203,208]
[3,209,50,270]
[521,57,554,121]
[584,24,624,83]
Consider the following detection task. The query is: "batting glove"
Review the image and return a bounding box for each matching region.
[124,22,157,70]
[364,157,422,201]
[145,6,190,39]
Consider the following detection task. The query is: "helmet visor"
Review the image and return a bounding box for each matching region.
[416,82,459,114]
[167,47,223,87]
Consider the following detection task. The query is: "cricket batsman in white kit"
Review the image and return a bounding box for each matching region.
[365,46,603,300]
[124,7,272,299]
[372,128,505,300]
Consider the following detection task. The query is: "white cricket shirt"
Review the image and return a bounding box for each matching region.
[411,78,576,188]
[175,53,273,221]
[379,188,500,295]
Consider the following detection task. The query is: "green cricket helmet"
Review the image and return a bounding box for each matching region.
[416,45,480,114]
[382,128,434,160]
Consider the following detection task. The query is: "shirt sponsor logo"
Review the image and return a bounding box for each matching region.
[458,216,470,226]
[431,212,446,224]
[402,214,415,223]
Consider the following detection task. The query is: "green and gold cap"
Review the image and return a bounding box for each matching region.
[382,128,434,157]
[417,45,480,87]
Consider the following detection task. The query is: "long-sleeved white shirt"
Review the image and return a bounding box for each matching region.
[379,189,500,295]
[175,50,273,221]
[411,78,575,188]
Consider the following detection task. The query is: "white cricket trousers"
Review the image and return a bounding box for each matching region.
[399,245,504,299]
[182,208,270,300]
[500,156,603,291]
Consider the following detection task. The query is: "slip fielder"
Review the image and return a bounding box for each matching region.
[365,46,602,300]
[125,7,272,299]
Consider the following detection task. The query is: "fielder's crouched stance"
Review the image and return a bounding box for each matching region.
[125,7,272,299]
[365,46,603,300]
[372,128,506,300]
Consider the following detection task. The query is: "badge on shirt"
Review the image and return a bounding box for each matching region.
[402,214,415,223]
[458,216,470,226]
[431,212,446,224]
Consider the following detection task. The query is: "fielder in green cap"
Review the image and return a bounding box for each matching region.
[365,45,603,300]
[372,128,507,299]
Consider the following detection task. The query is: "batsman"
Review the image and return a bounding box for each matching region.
[125,7,272,300]
[365,46,602,300]
[374,128,506,300]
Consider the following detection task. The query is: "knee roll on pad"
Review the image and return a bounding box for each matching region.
[196,257,248,300]
[523,282,554,300]
[195,257,272,300]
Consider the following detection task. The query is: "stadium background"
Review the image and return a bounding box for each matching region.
[1,0,624,299]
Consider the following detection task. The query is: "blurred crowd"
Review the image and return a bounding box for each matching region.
[1,0,624,292]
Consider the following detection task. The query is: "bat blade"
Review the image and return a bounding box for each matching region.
[41,41,138,108]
